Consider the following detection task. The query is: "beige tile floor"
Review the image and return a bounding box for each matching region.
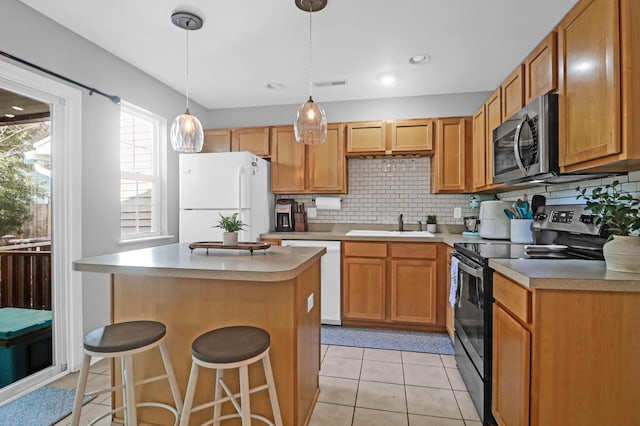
[48,345,480,426]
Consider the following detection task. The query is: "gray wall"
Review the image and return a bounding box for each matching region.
[1,0,208,333]
[207,91,491,128]
[1,1,491,333]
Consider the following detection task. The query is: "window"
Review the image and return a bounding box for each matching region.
[119,103,166,239]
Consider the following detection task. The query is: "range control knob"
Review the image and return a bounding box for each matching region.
[534,212,547,221]
[579,214,594,224]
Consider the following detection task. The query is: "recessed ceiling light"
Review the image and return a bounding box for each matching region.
[266,82,285,90]
[11,105,24,111]
[4,113,15,118]
[377,73,397,85]
[409,54,431,65]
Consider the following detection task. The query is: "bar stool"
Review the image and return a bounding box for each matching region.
[71,320,183,426]
[180,326,283,426]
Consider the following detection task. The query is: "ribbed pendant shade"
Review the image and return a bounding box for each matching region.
[170,12,204,153]
[294,0,327,145]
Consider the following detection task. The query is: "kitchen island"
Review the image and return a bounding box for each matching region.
[74,243,325,426]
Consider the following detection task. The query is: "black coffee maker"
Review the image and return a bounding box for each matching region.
[275,199,295,232]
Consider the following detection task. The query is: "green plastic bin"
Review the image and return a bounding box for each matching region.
[0,307,53,387]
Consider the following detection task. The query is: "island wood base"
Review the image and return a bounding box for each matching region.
[109,260,320,426]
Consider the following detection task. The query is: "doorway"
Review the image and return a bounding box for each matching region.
[0,61,83,404]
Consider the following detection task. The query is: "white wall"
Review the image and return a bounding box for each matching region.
[207,91,491,128]
[1,0,208,333]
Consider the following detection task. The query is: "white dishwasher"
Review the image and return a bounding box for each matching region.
[281,240,341,325]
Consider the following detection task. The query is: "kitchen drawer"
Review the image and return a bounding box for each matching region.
[390,243,437,259]
[493,273,531,324]
[343,242,387,258]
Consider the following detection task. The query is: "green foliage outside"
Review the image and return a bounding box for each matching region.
[0,124,48,236]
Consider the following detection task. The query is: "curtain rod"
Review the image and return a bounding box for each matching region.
[0,50,121,105]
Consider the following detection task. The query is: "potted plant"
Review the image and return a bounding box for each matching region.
[215,213,246,245]
[426,215,437,233]
[577,180,640,272]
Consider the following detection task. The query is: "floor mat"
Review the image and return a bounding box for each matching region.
[321,325,454,354]
[0,386,94,426]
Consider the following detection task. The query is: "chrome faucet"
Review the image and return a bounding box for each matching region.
[398,214,404,231]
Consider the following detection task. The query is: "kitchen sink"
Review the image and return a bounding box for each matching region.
[345,230,435,237]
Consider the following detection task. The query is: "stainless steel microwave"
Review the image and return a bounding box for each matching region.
[492,93,558,184]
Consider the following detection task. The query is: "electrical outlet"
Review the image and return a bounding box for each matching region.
[307,293,314,312]
[307,207,317,218]
[454,207,462,219]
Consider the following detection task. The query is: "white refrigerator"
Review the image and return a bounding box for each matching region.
[179,152,273,243]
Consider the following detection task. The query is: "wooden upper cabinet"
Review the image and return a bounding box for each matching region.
[525,31,558,103]
[485,89,502,188]
[558,0,621,169]
[307,123,347,193]
[389,119,434,153]
[346,121,386,154]
[501,65,525,121]
[272,124,347,194]
[432,117,470,193]
[202,129,231,153]
[231,127,270,157]
[472,105,487,191]
[271,126,305,193]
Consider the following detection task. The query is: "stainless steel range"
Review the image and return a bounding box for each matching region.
[451,204,606,426]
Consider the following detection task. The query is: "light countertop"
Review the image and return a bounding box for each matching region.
[73,243,325,282]
[489,258,640,292]
[260,230,481,247]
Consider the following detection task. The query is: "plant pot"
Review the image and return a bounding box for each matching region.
[603,235,640,273]
[426,224,437,233]
[222,232,238,246]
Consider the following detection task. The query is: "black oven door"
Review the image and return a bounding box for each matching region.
[453,255,489,379]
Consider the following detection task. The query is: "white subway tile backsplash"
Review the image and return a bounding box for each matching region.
[278,157,475,225]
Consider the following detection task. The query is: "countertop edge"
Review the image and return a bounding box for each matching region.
[73,246,326,282]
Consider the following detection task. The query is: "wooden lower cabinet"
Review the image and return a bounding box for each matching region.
[492,272,640,426]
[389,259,437,324]
[342,241,445,331]
[342,257,386,321]
[492,304,531,426]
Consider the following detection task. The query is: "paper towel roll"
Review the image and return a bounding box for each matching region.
[315,196,341,210]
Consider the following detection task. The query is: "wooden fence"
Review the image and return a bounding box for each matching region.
[0,242,51,310]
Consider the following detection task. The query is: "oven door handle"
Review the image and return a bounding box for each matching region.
[513,114,529,174]
[453,255,484,279]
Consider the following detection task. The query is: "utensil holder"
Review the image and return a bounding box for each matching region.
[510,219,534,243]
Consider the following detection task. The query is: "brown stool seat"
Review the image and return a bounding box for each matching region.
[192,325,270,364]
[83,320,166,353]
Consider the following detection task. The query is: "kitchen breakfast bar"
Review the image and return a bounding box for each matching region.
[73,243,325,426]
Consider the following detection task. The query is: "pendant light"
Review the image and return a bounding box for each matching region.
[170,12,204,153]
[294,0,328,145]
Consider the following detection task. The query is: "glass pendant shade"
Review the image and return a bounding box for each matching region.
[294,96,327,144]
[170,110,204,152]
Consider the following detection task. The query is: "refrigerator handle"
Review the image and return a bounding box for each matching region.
[237,164,245,214]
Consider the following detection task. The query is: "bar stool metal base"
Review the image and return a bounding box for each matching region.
[180,327,283,426]
[71,321,183,426]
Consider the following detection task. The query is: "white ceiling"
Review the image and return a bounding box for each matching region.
[19,0,579,110]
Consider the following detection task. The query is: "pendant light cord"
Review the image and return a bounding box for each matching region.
[308,2,313,98]
[185,29,190,111]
